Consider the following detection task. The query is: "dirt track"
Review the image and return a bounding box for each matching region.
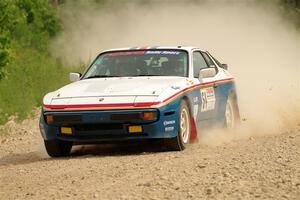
[0,115,299,200]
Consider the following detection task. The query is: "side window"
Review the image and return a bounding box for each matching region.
[202,52,216,67]
[193,52,208,78]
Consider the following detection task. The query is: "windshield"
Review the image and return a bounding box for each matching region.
[83,50,188,79]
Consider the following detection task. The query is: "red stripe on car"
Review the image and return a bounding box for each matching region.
[44,78,233,110]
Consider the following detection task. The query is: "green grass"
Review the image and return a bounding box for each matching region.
[0,46,80,124]
[0,0,68,125]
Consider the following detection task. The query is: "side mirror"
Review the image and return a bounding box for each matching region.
[69,72,81,82]
[199,68,217,79]
[221,64,228,70]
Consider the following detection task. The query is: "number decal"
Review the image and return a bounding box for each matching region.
[200,87,216,112]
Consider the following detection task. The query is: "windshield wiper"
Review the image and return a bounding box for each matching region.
[84,75,120,79]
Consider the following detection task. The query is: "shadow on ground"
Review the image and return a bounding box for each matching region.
[0,140,168,166]
[0,152,46,166]
[71,140,168,156]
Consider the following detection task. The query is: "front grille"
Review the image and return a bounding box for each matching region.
[74,123,124,132]
[53,115,82,122]
[111,113,142,121]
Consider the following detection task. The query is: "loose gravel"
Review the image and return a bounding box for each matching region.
[0,115,299,200]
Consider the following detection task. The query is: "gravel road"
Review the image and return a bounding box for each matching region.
[0,116,299,200]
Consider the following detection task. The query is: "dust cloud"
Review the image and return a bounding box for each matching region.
[51,0,300,142]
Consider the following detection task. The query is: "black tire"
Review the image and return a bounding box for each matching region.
[44,139,72,157]
[224,95,240,129]
[166,100,191,151]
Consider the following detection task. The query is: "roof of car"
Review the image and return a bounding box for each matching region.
[103,46,206,52]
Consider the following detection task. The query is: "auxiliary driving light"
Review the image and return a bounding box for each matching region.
[61,127,73,135]
[128,125,143,133]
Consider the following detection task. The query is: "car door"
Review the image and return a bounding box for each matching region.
[201,51,225,122]
[192,51,218,123]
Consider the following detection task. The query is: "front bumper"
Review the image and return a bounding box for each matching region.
[39,103,180,143]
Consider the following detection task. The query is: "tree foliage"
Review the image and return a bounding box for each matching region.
[280,0,300,29]
[0,0,60,79]
[281,0,300,8]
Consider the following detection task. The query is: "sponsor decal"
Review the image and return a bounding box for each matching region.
[165,126,175,132]
[193,97,199,118]
[193,104,199,118]
[186,79,194,85]
[145,51,181,55]
[163,120,176,126]
[171,86,180,90]
[193,97,198,103]
[200,87,216,112]
[103,50,182,57]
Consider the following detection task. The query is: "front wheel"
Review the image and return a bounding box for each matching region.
[166,100,191,151]
[44,139,72,157]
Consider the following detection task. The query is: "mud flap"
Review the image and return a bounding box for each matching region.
[189,116,198,142]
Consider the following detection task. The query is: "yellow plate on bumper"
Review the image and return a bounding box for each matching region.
[61,127,73,135]
[128,125,142,133]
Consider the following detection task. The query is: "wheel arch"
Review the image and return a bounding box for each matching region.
[182,96,192,112]
[227,89,241,123]
[228,89,238,103]
[181,95,198,141]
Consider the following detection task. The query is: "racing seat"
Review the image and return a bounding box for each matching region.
[119,61,138,76]
[135,60,148,75]
[161,60,182,76]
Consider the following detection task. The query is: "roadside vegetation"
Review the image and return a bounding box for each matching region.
[279,0,300,28]
[0,0,75,124]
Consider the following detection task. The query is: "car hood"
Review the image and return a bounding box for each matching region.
[52,77,185,99]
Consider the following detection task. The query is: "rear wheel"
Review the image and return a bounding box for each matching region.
[224,96,240,129]
[166,100,191,151]
[44,139,72,157]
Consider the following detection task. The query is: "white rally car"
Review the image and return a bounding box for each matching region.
[40,46,240,157]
